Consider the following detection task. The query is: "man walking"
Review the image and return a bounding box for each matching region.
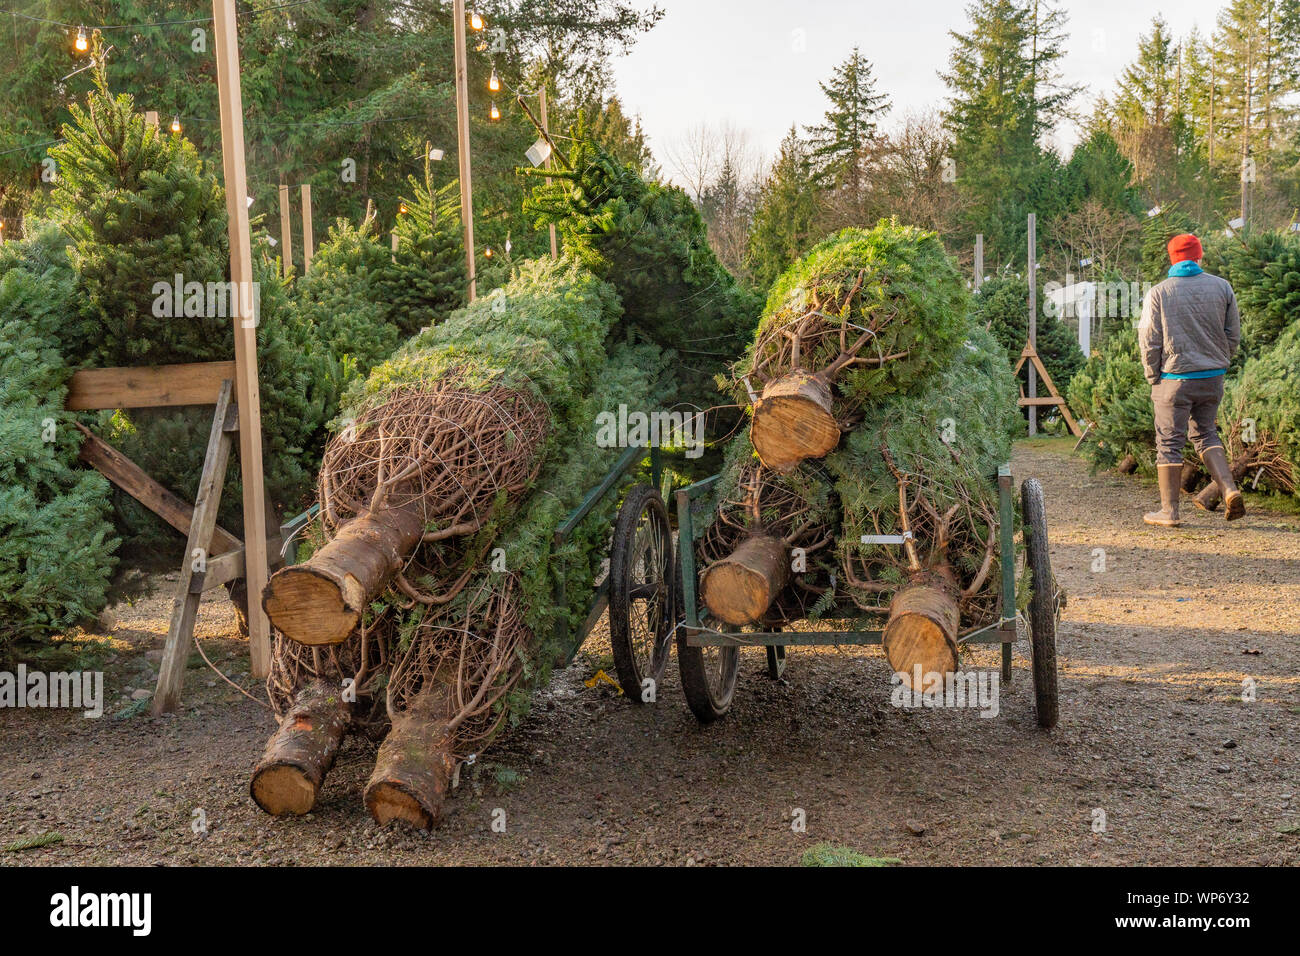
[1139,233,1244,527]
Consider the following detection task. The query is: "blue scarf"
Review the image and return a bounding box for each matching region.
[1168,260,1203,277]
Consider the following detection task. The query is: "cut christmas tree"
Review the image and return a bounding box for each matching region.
[733,222,968,472]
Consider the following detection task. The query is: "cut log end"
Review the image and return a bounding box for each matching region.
[1116,454,1139,475]
[701,534,790,626]
[883,581,960,689]
[263,565,363,646]
[751,371,840,472]
[250,765,319,816]
[250,680,350,816]
[364,690,456,830]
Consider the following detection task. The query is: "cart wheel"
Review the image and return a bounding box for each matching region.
[609,484,673,703]
[673,540,740,723]
[1021,478,1060,729]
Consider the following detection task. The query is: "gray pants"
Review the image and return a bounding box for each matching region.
[1152,376,1225,465]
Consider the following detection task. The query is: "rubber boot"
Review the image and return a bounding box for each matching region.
[1144,463,1183,527]
[1202,445,1245,521]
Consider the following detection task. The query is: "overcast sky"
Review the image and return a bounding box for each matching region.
[610,0,1227,179]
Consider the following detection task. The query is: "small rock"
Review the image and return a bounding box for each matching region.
[130,689,152,701]
[97,609,118,631]
[905,820,926,836]
[1223,739,1237,749]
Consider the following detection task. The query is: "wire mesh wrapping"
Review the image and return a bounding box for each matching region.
[839,456,1002,632]
[267,611,390,735]
[318,377,550,602]
[697,448,838,624]
[731,224,969,417]
[381,574,530,759]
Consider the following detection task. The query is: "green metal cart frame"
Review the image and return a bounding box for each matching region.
[672,462,1061,727]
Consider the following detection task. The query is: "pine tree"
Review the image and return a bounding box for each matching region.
[744,127,822,289]
[805,47,891,198]
[0,227,118,646]
[941,0,1078,265]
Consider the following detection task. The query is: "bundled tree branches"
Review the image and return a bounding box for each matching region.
[257,258,666,826]
[734,222,968,472]
[696,225,1017,686]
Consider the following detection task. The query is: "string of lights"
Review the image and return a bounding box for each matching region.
[2,0,315,32]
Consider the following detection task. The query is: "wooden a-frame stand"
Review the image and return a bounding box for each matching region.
[1013,340,1084,439]
[65,362,282,714]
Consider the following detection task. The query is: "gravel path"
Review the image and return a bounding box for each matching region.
[2,438,1297,866]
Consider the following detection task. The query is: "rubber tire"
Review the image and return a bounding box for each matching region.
[609,485,673,702]
[1021,478,1060,729]
[674,540,739,723]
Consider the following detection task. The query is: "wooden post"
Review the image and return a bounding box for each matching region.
[1027,212,1037,436]
[153,382,235,714]
[453,0,477,300]
[278,181,293,278]
[540,85,557,260]
[145,111,159,129]
[213,0,272,679]
[301,184,314,273]
[974,233,983,289]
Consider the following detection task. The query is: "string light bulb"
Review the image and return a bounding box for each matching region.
[489,67,500,92]
[75,26,88,52]
[170,115,181,133]
[484,246,493,258]
[470,12,484,30]
[489,101,500,121]
[399,202,409,215]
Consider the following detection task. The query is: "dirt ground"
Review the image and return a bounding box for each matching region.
[2,438,1297,866]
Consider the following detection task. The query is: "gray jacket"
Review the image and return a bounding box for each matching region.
[1138,272,1240,384]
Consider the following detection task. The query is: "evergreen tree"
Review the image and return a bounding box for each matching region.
[805,47,891,198]
[744,128,821,289]
[940,0,1078,266]
[0,226,118,645]
[971,274,1085,397]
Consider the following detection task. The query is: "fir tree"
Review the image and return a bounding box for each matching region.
[805,47,891,197]
[744,127,822,289]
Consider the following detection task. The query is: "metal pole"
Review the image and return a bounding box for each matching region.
[1027,212,1038,436]
[453,0,477,300]
[974,233,984,289]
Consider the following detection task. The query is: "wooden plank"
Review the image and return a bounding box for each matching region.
[214,0,273,679]
[153,382,234,714]
[65,361,237,410]
[279,181,293,277]
[1018,396,1069,407]
[453,0,477,300]
[189,536,283,593]
[1027,351,1085,437]
[301,183,314,273]
[74,423,241,555]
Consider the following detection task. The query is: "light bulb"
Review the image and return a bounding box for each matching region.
[399,203,409,215]
[470,12,484,30]
[171,115,181,133]
[489,101,500,121]
[489,68,500,92]
[484,246,493,258]
[75,26,88,52]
